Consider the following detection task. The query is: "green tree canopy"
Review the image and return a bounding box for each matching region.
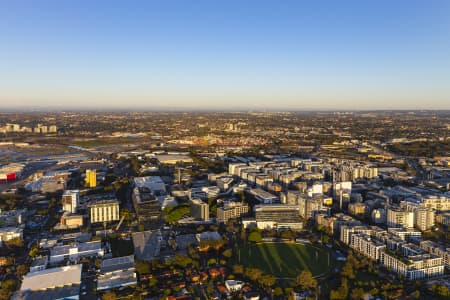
[296,270,317,290]
[248,231,262,243]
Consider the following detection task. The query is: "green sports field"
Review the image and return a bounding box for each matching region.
[238,242,333,278]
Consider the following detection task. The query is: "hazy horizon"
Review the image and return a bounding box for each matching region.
[1,0,450,110]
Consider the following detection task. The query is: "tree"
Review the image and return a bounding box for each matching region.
[135,260,151,274]
[1,279,16,292]
[188,245,200,260]
[341,260,356,279]
[16,264,28,277]
[29,246,39,258]
[222,248,233,258]
[410,290,420,299]
[120,208,132,221]
[248,231,262,243]
[296,270,317,290]
[330,278,349,299]
[436,284,449,297]
[172,254,192,268]
[274,287,283,297]
[245,268,263,282]
[232,264,244,275]
[102,291,117,300]
[259,274,276,288]
[350,288,365,300]
[147,276,157,288]
[207,258,217,266]
[280,230,294,240]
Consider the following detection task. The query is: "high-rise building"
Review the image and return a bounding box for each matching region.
[414,207,435,231]
[387,206,414,229]
[89,200,120,223]
[49,125,57,133]
[132,177,167,222]
[85,169,97,188]
[62,190,80,213]
[298,196,324,219]
[190,199,209,221]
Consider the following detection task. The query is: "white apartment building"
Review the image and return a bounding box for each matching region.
[387,206,414,228]
[387,228,421,241]
[421,196,449,212]
[420,240,450,269]
[340,225,372,245]
[414,207,435,231]
[350,233,386,261]
[380,251,444,280]
[217,201,249,224]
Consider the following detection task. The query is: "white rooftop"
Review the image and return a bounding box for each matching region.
[21,264,82,291]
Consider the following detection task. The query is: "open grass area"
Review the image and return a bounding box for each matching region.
[238,242,334,278]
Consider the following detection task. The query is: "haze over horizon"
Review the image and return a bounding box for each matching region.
[1,0,450,110]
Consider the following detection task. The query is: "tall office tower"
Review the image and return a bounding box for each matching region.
[189,199,209,221]
[85,169,97,188]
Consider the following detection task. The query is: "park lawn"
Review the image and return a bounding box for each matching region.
[238,242,333,278]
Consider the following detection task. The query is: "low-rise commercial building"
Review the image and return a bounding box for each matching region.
[49,241,104,264]
[97,255,137,291]
[15,264,82,300]
[254,204,302,231]
[248,188,278,204]
[60,212,84,229]
[0,227,23,245]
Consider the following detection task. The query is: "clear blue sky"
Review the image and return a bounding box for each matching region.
[1,0,449,110]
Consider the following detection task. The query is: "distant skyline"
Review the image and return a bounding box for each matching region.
[1,0,450,110]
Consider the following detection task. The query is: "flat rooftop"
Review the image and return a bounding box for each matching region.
[20,264,82,291]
